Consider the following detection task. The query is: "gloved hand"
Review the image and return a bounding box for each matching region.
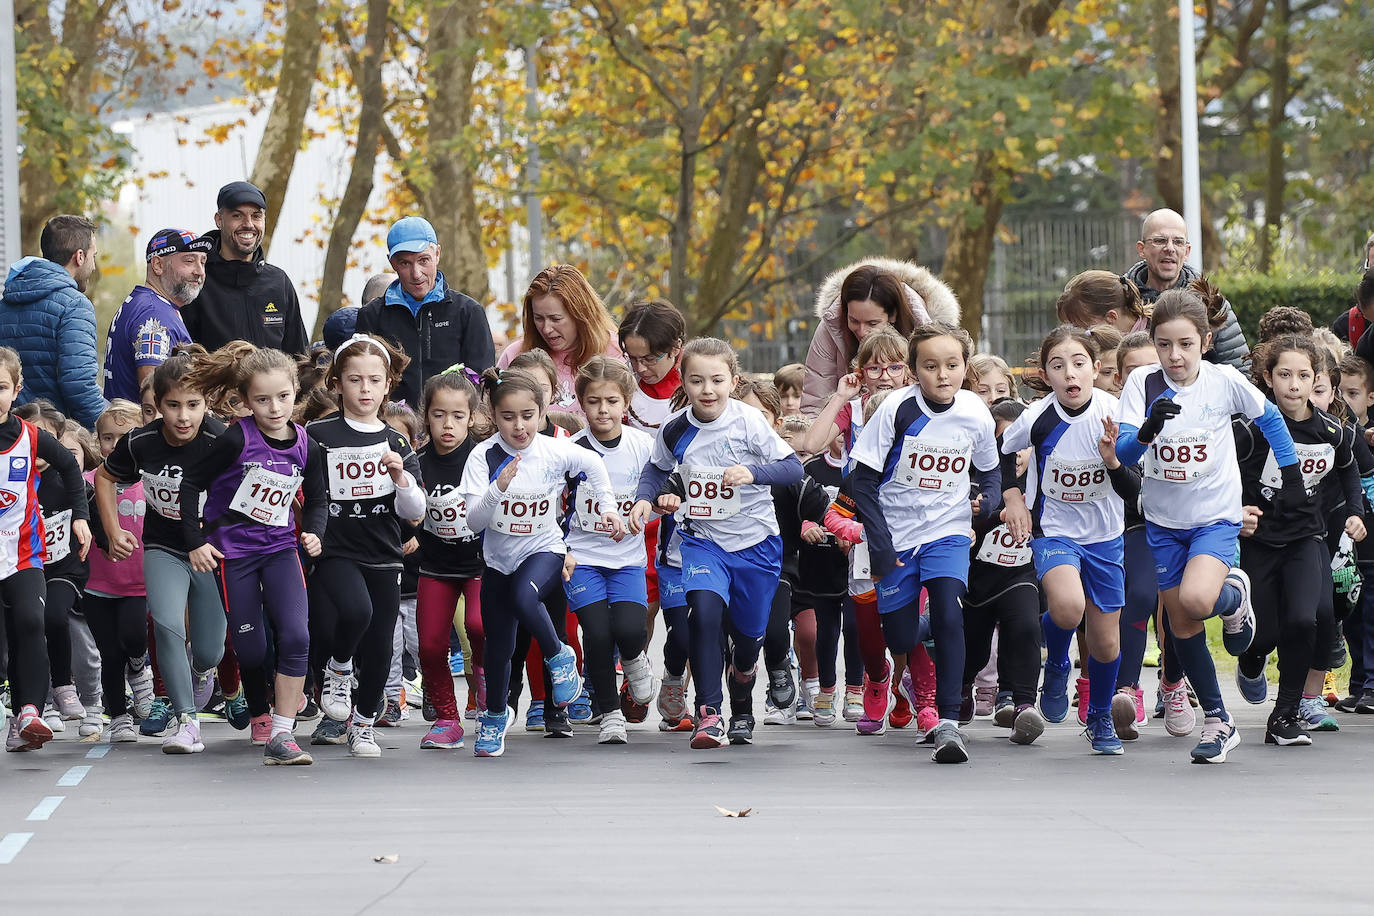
[1137,397,1182,444]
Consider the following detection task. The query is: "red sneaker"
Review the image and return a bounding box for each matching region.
[862,663,894,723]
[889,681,913,729]
[1075,677,1090,726]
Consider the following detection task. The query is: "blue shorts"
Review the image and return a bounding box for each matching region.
[680,534,782,639]
[1033,536,1125,614]
[564,564,648,612]
[1146,520,1241,592]
[657,564,687,611]
[876,535,972,615]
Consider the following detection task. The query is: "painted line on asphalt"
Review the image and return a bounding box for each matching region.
[0,833,33,865]
[25,797,64,822]
[55,766,91,787]
[85,745,112,759]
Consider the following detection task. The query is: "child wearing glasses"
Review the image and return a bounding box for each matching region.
[799,327,910,464]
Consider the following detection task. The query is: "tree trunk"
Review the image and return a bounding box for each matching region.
[250,0,323,255]
[940,152,1005,336]
[314,0,387,339]
[1258,0,1289,274]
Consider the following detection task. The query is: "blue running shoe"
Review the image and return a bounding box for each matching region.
[1039,660,1071,724]
[1190,715,1240,763]
[223,689,250,731]
[568,685,594,724]
[1219,568,1256,655]
[548,644,582,708]
[1084,712,1123,755]
[474,710,510,757]
[525,704,545,732]
[1299,697,1338,732]
[1235,666,1268,705]
[139,697,177,737]
[448,651,465,676]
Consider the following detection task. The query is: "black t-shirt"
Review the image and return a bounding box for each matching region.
[37,473,92,586]
[103,416,228,556]
[415,437,483,580]
[966,460,1035,607]
[796,454,849,601]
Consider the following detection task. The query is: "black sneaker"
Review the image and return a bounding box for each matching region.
[310,716,348,745]
[958,684,975,725]
[765,668,795,710]
[543,708,572,738]
[1329,634,1349,670]
[1265,711,1313,746]
[374,698,403,727]
[727,668,756,718]
[1356,691,1374,714]
[727,714,755,745]
[422,696,437,722]
[1335,694,1360,713]
[297,698,322,722]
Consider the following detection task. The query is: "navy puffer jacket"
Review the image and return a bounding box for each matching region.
[0,257,106,428]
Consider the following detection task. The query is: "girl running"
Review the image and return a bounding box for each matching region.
[460,367,620,757]
[848,323,1002,763]
[1115,284,1303,763]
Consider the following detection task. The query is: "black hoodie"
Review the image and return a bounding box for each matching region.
[182,230,309,356]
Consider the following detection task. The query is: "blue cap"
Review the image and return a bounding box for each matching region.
[386,217,438,258]
[323,306,359,350]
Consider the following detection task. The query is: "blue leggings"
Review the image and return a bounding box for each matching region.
[1117,527,1159,690]
[662,604,689,677]
[687,590,762,711]
[480,552,565,715]
[880,577,964,721]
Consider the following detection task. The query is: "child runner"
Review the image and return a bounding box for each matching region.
[800,327,910,462]
[1115,285,1303,763]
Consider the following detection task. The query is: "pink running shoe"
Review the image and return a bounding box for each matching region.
[421,719,465,749]
[250,713,273,746]
[862,663,893,723]
[17,704,52,749]
[915,707,939,741]
[1075,677,1090,726]
[1132,685,1146,725]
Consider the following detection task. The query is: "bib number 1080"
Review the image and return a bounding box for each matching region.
[908,453,967,474]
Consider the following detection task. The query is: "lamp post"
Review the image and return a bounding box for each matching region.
[1179,0,1203,270]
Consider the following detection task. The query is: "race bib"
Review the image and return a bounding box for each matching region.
[43,509,71,564]
[682,466,741,520]
[230,465,301,527]
[423,487,473,540]
[141,471,202,521]
[1042,456,1112,503]
[851,540,871,580]
[894,436,971,491]
[1144,428,1217,482]
[575,488,635,534]
[975,524,1031,568]
[1261,442,1335,493]
[327,443,395,500]
[491,489,556,536]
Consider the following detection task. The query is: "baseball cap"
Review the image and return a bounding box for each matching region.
[217,180,267,211]
[323,306,360,350]
[145,228,214,262]
[387,217,438,258]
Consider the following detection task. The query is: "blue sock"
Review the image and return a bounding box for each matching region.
[1042,612,1074,670]
[1209,582,1241,619]
[1087,654,1120,716]
[1170,631,1227,720]
[1117,619,1147,689]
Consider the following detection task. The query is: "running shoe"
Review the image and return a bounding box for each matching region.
[1112,689,1140,741]
[310,716,348,745]
[108,713,137,743]
[321,665,353,722]
[16,704,52,749]
[375,698,403,728]
[53,684,84,720]
[140,697,177,737]
[914,707,938,741]
[766,667,796,712]
[191,669,216,711]
[1161,680,1196,737]
[347,721,382,757]
[797,678,817,721]
[1219,568,1256,655]
[762,698,788,726]
[1335,693,1360,714]
[525,705,545,732]
[597,709,628,744]
[547,644,583,708]
[449,651,465,676]
[1356,690,1374,714]
[420,718,464,749]
[842,686,863,723]
[1323,671,1341,707]
[474,709,511,757]
[690,706,728,749]
[659,713,695,732]
[1009,705,1045,746]
[1298,697,1339,732]
[657,672,690,723]
[223,689,251,730]
[1235,666,1268,705]
[1154,682,1165,719]
[1130,685,1146,726]
[993,693,1016,728]
[958,684,975,725]
[974,684,996,718]
[297,698,322,723]
[1142,644,1161,667]
[1264,710,1312,747]
[619,682,647,724]
[127,662,154,719]
[813,690,838,727]
[930,722,969,764]
[622,652,657,706]
[861,664,893,724]
[568,686,595,724]
[544,708,572,738]
[249,713,273,746]
[889,682,913,729]
[79,705,104,738]
[264,732,313,765]
[162,715,204,754]
[727,714,755,745]
[1039,660,1071,724]
[1075,677,1090,726]
[855,707,888,736]
[1190,715,1240,763]
[1085,711,1124,755]
[6,717,35,752]
[43,705,63,734]
[422,695,437,723]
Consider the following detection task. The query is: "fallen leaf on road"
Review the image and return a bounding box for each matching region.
[374,854,399,864]
[714,806,753,818]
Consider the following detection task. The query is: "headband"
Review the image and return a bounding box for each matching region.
[334,333,390,366]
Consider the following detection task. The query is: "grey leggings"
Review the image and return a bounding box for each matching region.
[144,548,226,715]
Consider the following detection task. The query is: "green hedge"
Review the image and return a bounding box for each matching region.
[1217,272,1363,343]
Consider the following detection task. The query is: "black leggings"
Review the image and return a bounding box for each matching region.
[880,576,965,721]
[84,593,148,718]
[1239,537,1326,714]
[964,582,1041,707]
[482,552,565,715]
[44,578,81,687]
[763,579,795,673]
[811,595,860,690]
[310,558,401,719]
[3,568,52,712]
[662,604,689,677]
[579,599,648,715]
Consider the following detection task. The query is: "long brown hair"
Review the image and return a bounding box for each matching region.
[184,341,299,416]
[521,264,617,370]
[840,265,914,354]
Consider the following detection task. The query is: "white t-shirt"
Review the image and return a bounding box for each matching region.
[648,400,794,553]
[1001,388,1123,545]
[565,426,653,570]
[1117,361,1268,529]
[849,386,997,553]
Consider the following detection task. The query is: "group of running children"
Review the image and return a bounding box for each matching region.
[2,270,1372,767]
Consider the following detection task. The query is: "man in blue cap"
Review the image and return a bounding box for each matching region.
[354,216,494,407]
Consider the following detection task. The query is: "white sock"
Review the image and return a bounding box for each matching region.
[350,710,375,727]
[938,717,959,729]
[328,658,353,676]
[270,713,294,738]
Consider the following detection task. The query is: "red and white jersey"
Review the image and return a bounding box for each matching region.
[0,420,45,577]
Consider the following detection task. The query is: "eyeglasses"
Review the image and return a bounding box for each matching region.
[863,364,907,380]
[625,351,671,368]
[1144,236,1188,249]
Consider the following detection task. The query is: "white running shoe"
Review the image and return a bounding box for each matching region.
[79,705,104,738]
[347,721,381,758]
[43,705,65,734]
[621,653,658,706]
[657,672,689,721]
[53,684,85,720]
[127,662,154,720]
[598,710,628,744]
[322,666,354,723]
[109,714,138,743]
[1161,680,1196,737]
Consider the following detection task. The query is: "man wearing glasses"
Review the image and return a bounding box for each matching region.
[1121,208,1249,369]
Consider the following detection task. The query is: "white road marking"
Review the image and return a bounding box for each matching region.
[25,797,64,821]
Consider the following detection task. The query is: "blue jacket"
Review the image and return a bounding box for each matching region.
[0,257,107,428]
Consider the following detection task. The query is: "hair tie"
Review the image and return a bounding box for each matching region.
[334,333,391,366]
[442,362,482,387]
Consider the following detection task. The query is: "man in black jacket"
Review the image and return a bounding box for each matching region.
[182,181,310,357]
[354,216,495,407]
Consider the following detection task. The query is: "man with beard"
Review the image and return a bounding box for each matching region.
[102,228,212,402]
[181,181,309,356]
[0,215,106,426]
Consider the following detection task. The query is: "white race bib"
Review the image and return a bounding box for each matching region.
[327,443,395,500]
[230,465,301,527]
[894,436,971,491]
[975,524,1031,568]
[575,488,635,534]
[851,540,871,580]
[141,471,202,521]
[423,488,473,540]
[1262,442,1334,492]
[491,489,556,537]
[682,466,741,520]
[1144,428,1217,482]
[1041,456,1112,503]
[43,509,71,564]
